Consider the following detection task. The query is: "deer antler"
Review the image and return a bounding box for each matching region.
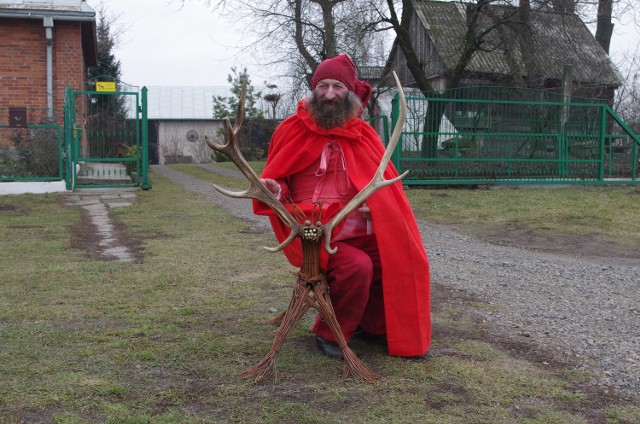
[321,72,409,254]
[205,80,302,252]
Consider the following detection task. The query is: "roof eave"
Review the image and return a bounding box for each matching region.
[0,8,95,22]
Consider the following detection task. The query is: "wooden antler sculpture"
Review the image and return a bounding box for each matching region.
[204,73,408,383]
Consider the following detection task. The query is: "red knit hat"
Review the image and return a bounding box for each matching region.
[311,54,372,105]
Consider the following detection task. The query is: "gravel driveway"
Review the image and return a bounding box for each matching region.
[152,164,639,399]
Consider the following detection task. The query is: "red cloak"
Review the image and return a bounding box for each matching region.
[253,100,431,357]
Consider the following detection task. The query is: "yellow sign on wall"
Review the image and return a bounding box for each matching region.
[96,81,117,92]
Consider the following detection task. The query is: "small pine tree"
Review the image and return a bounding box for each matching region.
[212,68,271,161]
[213,67,264,120]
[90,11,126,112]
[90,12,121,82]
[86,6,130,156]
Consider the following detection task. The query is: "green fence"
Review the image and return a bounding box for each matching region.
[0,107,64,182]
[388,87,639,185]
[1,85,150,191]
[63,84,150,190]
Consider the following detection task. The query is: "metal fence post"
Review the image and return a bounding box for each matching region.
[390,92,402,174]
[599,105,606,181]
[63,86,75,190]
[141,86,151,190]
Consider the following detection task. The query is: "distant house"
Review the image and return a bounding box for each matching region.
[0,0,97,126]
[385,0,623,100]
[143,86,279,165]
[143,86,229,165]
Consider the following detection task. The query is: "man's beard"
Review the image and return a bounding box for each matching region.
[307,91,361,129]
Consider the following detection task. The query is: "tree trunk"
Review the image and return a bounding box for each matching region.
[295,0,319,74]
[517,0,543,88]
[550,0,576,14]
[389,0,438,97]
[387,0,443,158]
[421,101,446,158]
[418,1,492,158]
[595,0,615,117]
[595,0,614,54]
[314,0,339,58]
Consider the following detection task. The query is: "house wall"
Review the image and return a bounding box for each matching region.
[391,8,446,91]
[0,18,87,124]
[157,120,226,165]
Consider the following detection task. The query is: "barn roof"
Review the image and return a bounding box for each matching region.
[413,0,622,86]
[143,86,232,120]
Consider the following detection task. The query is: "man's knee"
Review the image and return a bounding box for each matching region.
[328,248,373,285]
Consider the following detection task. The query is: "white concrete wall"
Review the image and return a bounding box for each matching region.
[158,120,226,165]
[0,181,67,195]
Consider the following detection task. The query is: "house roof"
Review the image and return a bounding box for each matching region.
[0,0,95,20]
[412,0,623,86]
[359,66,386,83]
[143,86,232,120]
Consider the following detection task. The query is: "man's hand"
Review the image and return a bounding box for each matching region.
[358,203,371,220]
[260,178,280,195]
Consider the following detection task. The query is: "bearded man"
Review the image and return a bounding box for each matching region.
[253,54,431,358]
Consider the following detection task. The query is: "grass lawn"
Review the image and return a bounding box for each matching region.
[0,169,638,423]
[406,185,640,251]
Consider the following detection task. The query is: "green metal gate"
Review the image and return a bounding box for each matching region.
[388,87,639,185]
[63,84,150,190]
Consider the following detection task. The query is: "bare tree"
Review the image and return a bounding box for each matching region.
[561,0,639,109]
[185,0,638,87]
[199,0,525,155]
[175,0,391,100]
[613,45,640,124]
[595,0,615,52]
[382,1,532,156]
[538,0,639,54]
[184,0,638,152]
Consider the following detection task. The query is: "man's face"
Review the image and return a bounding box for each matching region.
[314,79,349,104]
[308,78,359,129]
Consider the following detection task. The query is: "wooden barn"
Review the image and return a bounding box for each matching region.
[385,0,623,99]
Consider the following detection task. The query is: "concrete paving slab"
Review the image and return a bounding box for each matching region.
[63,187,138,263]
[106,202,133,208]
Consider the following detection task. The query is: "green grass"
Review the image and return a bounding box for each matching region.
[0,167,638,423]
[169,163,250,190]
[175,162,640,250]
[407,185,640,249]
[210,160,266,175]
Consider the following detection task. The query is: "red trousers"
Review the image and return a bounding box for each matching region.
[311,234,385,342]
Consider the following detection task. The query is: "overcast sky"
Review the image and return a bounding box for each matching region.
[88,0,640,88]
[88,0,255,87]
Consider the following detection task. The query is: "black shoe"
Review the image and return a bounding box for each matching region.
[314,336,343,358]
[352,327,387,346]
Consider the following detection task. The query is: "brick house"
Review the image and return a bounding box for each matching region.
[0,0,97,127]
